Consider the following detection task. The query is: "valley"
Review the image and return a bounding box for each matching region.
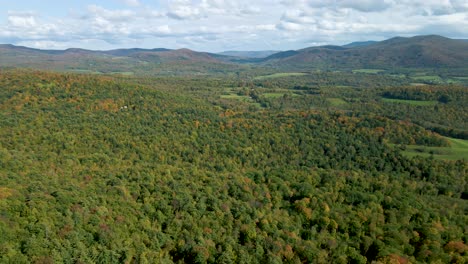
[0,35,467,263]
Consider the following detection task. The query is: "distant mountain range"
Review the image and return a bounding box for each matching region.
[1,35,467,74]
[342,41,378,48]
[0,44,240,75]
[259,35,468,70]
[217,50,280,58]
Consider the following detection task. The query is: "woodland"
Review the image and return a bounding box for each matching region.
[0,66,466,264]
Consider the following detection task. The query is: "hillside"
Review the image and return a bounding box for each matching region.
[0,45,240,75]
[217,50,280,58]
[1,35,467,73]
[260,35,468,70]
[342,41,378,48]
[0,69,467,263]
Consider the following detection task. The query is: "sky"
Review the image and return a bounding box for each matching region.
[0,0,467,52]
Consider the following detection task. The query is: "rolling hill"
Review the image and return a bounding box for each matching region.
[1,35,467,74]
[342,40,378,48]
[260,35,468,70]
[217,50,280,58]
[0,45,240,75]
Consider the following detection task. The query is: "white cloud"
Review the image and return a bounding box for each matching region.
[167,0,204,20]
[276,21,303,31]
[338,0,393,12]
[16,40,69,49]
[0,1,467,52]
[7,11,38,28]
[256,24,276,31]
[122,0,141,7]
[87,5,135,22]
[166,0,264,20]
[168,6,203,20]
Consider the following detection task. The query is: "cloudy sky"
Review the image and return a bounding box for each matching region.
[1,0,467,52]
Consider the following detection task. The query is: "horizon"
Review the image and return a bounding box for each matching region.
[1,34,466,53]
[1,1,467,52]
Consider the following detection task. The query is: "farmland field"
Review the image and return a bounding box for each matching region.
[381,98,438,106]
[352,69,385,74]
[401,137,468,160]
[254,72,308,80]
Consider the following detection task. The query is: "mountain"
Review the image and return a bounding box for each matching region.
[261,35,468,70]
[0,45,239,75]
[1,35,467,74]
[103,48,172,57]
[217,50,280,58]
[129,48,222,63]
[342,41,378,48]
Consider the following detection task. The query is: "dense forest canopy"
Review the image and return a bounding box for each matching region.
[0,67,466,263]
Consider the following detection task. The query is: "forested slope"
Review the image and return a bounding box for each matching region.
[0,70,466,263]
[260,35,468,70]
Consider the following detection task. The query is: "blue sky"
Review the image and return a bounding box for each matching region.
[1,0,467,52]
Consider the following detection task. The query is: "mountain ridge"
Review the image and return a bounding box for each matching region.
[1,35,467,73]
[259,35,468,70]
[217,50,281,58]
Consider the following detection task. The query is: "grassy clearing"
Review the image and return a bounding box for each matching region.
[254,72,307,80]
[111,72,134,76]
[401,137,468,160]
[389,74,407,78]
[445,78,462,84]
[220,93,263,109]
[352,69,385,74]
[382,98,438,106]
[327,98,347,106]
[263,93,300,98]
[220,94,251,100]
[411,75,443,83]
[69,69,102,74]
[447,76,468,84]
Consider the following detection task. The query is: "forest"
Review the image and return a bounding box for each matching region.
[0,68,466,263]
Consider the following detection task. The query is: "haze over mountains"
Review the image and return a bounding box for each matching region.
[217,51,281,59]
[260,35,468,70]
[1,35,467,75]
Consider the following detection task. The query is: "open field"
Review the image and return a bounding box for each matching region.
[68,69,102,74]
[352,69,385,74]
[262,92,300,98]
[381,98,438,106]
[110,71,134,76]
[220,93,262,108]
[220,94,252,100]
[410,75,444,83]
[389,74,406,78]
[254,72,308,80]
[401,137,468,160]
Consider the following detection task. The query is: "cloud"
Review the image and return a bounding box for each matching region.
[87,5,135,22]
[166,0,264,20]
[256,24,276,31]
[338,0,393,12]
[0,1,467,52]
[276,21,303,31]
[141,10,166,19]
[139,25,173,36]
[167,0,204,20]
[122,0,141,7]
[7,11,38,28]
[2,11,60,42]
[16,40,69,49]
[167,6,203,20]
